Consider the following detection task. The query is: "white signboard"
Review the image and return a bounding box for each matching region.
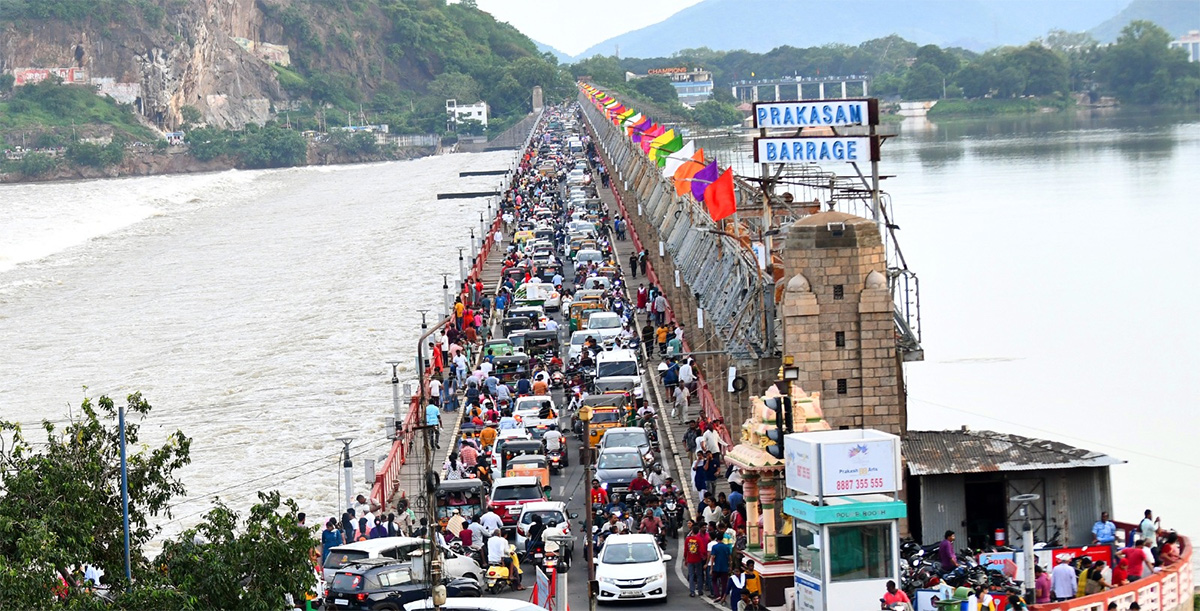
[819,439,899,496]
[754,136,875,164]
[753,99,876,128]
[794,573,823,611]
[784,434,818,495]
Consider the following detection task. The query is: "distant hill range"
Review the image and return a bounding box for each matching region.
[571,0,1199,59]
[533,39,572,64]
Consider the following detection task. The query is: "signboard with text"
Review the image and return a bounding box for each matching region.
[754,136,877,164]
[794,573,823,611]
[784,434,818,495]
[753,98,878,128]
[819,438,900,497]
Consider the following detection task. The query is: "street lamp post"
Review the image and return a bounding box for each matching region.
[388,361,402,437]
[577,404,597,611]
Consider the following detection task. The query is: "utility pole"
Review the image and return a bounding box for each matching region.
[759,126,777,355]
[441,274,451,320]
[388,361,402,437]
[578,405,597,611]
[457,248,467,285]
[337,437,354,511]
[119,402,131,589]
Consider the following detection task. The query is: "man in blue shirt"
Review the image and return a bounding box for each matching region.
[425,402,441,449]
[1092,511,1117,555]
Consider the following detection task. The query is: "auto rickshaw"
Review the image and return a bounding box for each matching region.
[522,330,560,359]
[435,479,488,527]
[501,316,533,336]
[492,355,530,384]
[576,395,627,447]
[483,339,515,358]
[569,302,607,333]
[505,454,551,490]
[497,439,545,475]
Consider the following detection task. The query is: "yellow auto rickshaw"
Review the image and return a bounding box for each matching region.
[505,454,551,490]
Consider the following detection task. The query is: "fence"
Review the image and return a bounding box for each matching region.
[1030,533,1192,611]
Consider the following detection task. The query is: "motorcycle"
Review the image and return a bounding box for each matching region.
[663,495,686,538]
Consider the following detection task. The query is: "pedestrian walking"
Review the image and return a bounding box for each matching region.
[629,252,638,278]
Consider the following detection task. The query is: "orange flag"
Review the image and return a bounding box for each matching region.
[704,168,737,221]
[672,148,706,196]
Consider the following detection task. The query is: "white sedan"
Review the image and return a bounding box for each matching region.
[594,533,671,602]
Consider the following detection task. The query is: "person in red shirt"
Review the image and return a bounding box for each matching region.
[880,580,911,609]
[1111,556,1129,586]
[629,470,652,493]
[589,479,608,505]
[684,525,708,597]
[1123,539,1153,580]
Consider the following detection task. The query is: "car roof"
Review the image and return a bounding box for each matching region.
[519,501,567,513]
[602,427,648,436]
[604,533,658,545]
[492,476,540,487]
[338,557,407,573]
[329,536,426,554]
[598,446,642,455]
[596,349,637,362]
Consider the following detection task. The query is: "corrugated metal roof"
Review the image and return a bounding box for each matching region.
[903,429,1124,476]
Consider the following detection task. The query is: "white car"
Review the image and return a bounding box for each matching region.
[583,311,623,342]
[514,501,574,556]
[513,395,557,417]
[595,534,671,601]
[405,598,543,611]
[321,536,482,585]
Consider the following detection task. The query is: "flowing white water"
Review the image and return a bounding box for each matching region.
[0,152,513,541]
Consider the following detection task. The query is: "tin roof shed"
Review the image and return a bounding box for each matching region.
[903,428,1124,476]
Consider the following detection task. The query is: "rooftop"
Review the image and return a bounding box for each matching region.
[903,428,1124,476]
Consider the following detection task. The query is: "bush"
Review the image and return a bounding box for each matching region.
[15,152,57,176]
[238,126,307,168]
[692,100,742,127]
[65,140,124,168]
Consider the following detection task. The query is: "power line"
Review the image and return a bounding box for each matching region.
[909,397,1200,470]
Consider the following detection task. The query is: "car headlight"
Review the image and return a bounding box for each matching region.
[600,576,620,584]
[650,572,666,582]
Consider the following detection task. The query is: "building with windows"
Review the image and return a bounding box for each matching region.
[445,99,488,130]
[624,67,714,106]
[1169,30,1200,62]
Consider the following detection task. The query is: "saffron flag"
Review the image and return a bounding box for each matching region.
[704,168,737,221]
[644,124,665,139]
[673,148,706,196]
[691,161,719,202]
[662,140,695,176]
[653,131,684,167]
[647,129,676,162]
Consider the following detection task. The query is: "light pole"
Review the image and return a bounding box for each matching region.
[458,248,467,285]
[119,402,131,589]
[441,274,451,320]
[577,404,597,611]
[336,437,354,511]
[1012,493,1040,602]
[388,361,402,437]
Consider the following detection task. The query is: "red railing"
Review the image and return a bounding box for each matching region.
[1029,533,1191,611]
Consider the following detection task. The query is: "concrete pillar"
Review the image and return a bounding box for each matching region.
[841,81,847,99]
[760,473,779,560]
[818,82,825,99]
[751,86,759,102]
[743,472,761,551]
[732,85,738,100]
[862,79,868,97]
[774,84,780,101]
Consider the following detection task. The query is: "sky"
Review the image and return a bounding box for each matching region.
[473,0,704,57]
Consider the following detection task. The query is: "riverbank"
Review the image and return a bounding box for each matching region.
[926,96,1077,118]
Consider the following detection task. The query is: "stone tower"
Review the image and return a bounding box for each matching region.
[532,86,544,112]
[780,211,904,435]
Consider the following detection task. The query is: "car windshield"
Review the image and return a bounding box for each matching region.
[600,542,659,564]
[604,432,648,448]
[591,410,620,423]
[521,510,566,525]
[588,316,620,329]
[597,361,637,378]
[331,571,366,591]
[493,484,542,501]
[571,335,590,346]
[324,550,369,569]
[597,452,641,469]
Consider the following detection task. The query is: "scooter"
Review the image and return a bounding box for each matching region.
[484,545,524,594]
[663,495,686,538]
[547,447,568,472]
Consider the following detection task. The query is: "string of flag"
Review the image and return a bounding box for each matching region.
[580,83,736,222]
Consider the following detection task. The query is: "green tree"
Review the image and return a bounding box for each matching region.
[15,152,57,176]
[1008,44,1069,95]
[915,44,961,76]
[954,62,995,98]
[185,126,231,161]
[570,56,624,86]
[0,72,13,93]
[64,140,124,168]
[180,105,203,128]
[692,100,742,127]
[632,76,678,105]
[0,393,192,602]
[239,126,307,169]
[157,492,315,610]
[428,71,482,103]
[1097,20,1200,104]
[994,65,1029,98]
[902,63,945,100]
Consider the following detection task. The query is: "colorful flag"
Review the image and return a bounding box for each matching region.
[691,161,719,202]
[644,123,665,139]
[704,168,737,221]
[647,129,676,162]
[673,148,706,196]
[652,131,684,167]
[662,140,695,176]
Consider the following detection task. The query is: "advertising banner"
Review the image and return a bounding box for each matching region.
[794,573,823,611]
[784,434,818,495]
[819,438,899,496]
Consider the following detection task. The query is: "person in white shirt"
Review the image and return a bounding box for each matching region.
[487,533,509,565]
[479,361,493,376]
[546,319,559,332]
[703,427,726,455]
[678,360,695,389]
[479,509,504,536]
[647,465,666,489]
[1051,555,1078,600]
[467,520,487,551]
[543,429,564,452]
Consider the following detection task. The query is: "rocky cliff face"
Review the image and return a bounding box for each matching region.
[1,0,285,129]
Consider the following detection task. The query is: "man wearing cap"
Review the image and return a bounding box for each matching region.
[446,508,466,536]
[1051,554,1077,601]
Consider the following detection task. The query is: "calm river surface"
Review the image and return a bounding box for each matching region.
[1,110,1197,561]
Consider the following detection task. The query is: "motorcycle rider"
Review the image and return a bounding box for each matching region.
[660,476,681,497]
[589,479,609,506]
[543,428,565,454]
[526,514,547,556]
[629,470,653,493]
[647,464,666,489]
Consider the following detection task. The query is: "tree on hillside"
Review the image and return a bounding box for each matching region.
[903,63,944,100]
[1097,20,1200,104]
[0,393,192,602]
[692,100,742,127]
[428,71,482,103]
[954,62,995,98]
[570,56,624,86]
[915,44,962,77]
[1007,44,1069,95]
[632,76,678,105]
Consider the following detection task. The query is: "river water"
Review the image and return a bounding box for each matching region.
[0,151,513,540]
[1,111,1197,562]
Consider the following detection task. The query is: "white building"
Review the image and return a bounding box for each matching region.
[445,99,489,129]
[625,67,714,106]
[1169,30,1200,62]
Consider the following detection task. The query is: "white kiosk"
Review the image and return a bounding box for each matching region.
[783,429,906,611]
